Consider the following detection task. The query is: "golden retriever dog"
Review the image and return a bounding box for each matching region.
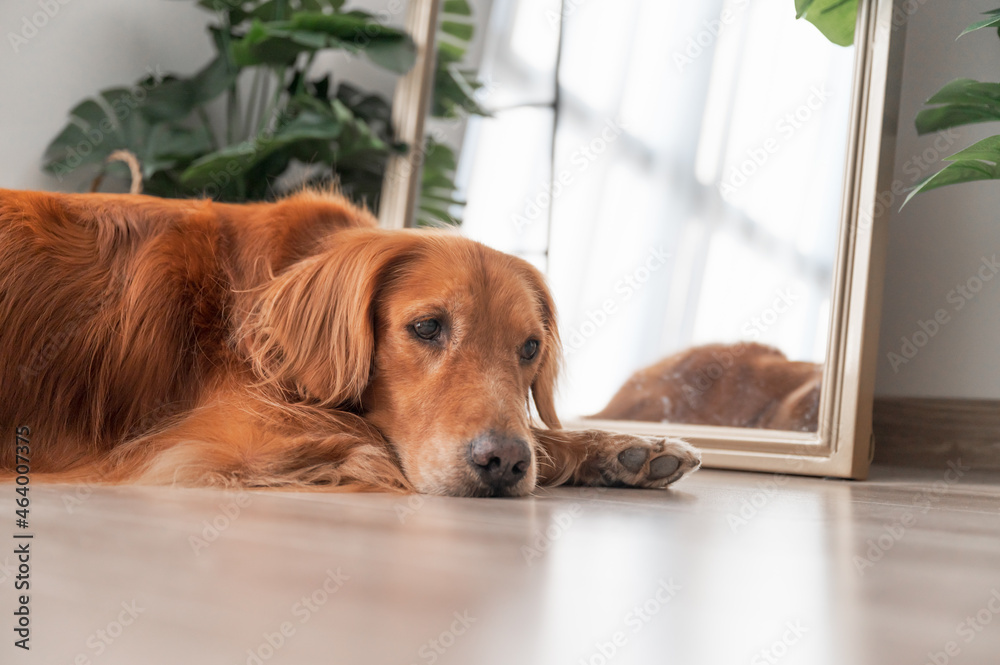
[593,343,821,432]
[0,189,700,496]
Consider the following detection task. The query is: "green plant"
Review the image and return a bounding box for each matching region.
[795,0,857,47]
[43,0,485,225]
[903,9,1000,206]
[417,0,488,226]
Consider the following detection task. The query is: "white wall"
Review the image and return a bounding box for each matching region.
[0,0,401,192]
[876,0,1000,398]
[0,0,213,191]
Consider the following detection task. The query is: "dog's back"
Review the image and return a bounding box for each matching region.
[0,189,375,470]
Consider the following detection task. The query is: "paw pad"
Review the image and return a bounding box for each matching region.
[649,455,681,480]
[617,447,649,473]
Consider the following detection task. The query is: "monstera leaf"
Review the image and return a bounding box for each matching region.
[903,136,1000,208]
[905,9,1000,206]
[795,0,856,47]
[230,13,416,72]
[915,79,1000,134]
[188,0,348,27]
[141,52,238,123]
[176,86,402,201]
[44,86,212,182]
[959,7,1000,36]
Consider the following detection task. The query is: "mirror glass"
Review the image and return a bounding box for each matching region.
[439,0,857,432]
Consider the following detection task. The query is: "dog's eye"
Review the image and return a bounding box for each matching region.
[412,319,441,340]
[521,339,540,362]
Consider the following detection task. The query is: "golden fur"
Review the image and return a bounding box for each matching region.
[0,188,700,496]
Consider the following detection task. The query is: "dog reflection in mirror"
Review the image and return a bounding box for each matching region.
[593,343,821,432]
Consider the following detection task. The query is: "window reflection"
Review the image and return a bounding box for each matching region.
[459,0,855,429]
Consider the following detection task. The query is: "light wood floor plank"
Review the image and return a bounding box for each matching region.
[3,466,999,664]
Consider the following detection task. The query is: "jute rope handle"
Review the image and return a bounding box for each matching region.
[90,150,143,195]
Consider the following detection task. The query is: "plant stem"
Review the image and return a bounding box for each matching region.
[260,68,288,136]
[244,67,263,141]
[254,70,272,137]
[196,107,219,151]
[298,52,317,96]
[215,10,239,147]
[227,86,239,146]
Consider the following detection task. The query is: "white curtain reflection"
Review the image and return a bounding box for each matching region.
[459,0,855,417]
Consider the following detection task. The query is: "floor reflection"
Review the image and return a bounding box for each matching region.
[530,479,846,664]
[23,469,1000,664]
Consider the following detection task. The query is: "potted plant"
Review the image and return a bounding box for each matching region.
[43,0,486,226]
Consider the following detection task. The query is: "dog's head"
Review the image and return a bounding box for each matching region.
[244,228,561,497]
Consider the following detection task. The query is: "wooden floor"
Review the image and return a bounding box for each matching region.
[4,465,1000,664]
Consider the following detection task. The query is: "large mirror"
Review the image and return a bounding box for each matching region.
[389,0,905,478]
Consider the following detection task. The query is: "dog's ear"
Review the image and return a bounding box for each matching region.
[521,263,562,429]
[240,229,411,406]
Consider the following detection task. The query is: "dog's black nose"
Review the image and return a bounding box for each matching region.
[468,433,531,491]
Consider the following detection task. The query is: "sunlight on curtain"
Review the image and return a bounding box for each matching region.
[459,0,855,417]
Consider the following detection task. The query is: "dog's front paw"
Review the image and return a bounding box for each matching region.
[597,434,702,488]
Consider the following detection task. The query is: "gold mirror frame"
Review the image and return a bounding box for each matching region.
[382,0,906,479]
